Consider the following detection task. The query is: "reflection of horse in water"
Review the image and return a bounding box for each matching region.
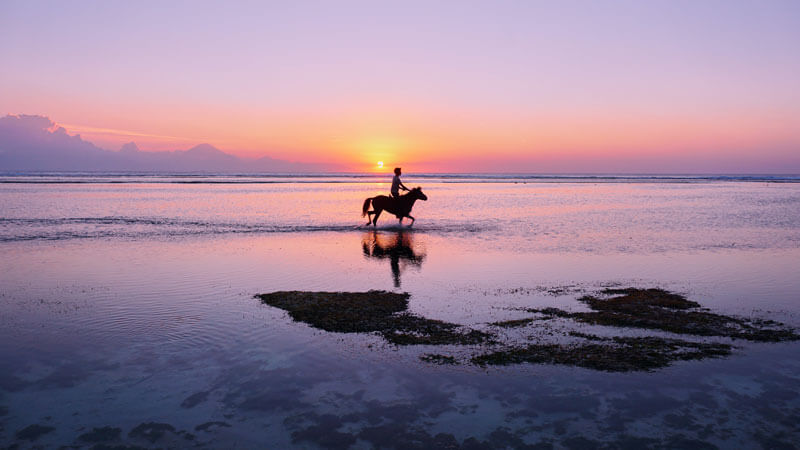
[362,230,426,287]
[362,187,428,226]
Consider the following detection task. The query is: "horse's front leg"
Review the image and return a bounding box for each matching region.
[406,214,415,227]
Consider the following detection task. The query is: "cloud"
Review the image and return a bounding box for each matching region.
[0,114,109,168]
[0,114,339,172]
[0,114,56,135]
[58,123,196,143]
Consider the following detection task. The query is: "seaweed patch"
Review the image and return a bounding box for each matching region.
[255,288,798,372]
[490,317,540,328]
[419,354,458,365]
[195,421,231,432]
[128,422,177,443]
[15,424,55,442]
[529,288,800,342]
[472,336,732,372]
[256,290,492,346]
[78,426,122,443]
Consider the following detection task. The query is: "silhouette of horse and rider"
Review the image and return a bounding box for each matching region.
[362,230,425,287]
[362,167,428,226]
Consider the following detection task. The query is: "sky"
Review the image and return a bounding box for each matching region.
[1,0,799,173]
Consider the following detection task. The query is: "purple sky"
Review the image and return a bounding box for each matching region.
[1,0,799,172]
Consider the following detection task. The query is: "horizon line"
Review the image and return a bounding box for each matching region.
[1,170,799,177]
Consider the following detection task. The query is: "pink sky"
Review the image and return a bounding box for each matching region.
[1,1,799,172]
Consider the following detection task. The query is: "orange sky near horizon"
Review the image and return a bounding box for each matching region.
[45,103,799,173]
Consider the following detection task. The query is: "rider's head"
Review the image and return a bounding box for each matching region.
[394,167,402,176]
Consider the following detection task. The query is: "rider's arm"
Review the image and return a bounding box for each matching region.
[400,180,409,191]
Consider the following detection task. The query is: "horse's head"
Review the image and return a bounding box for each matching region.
[411,187,428,201]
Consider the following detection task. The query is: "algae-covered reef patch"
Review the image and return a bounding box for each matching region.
[420,354,458,365]
[195,421,231,432]
[490,317,540,328]
[531,288,800,342]
[588,288,700,310]
[128,422,177,443]
[15,423,55,441]
[255,287,798,372]
[79,426,122,443]
[256,290,491,346]
[257,291,408,333]
[380,313,491,345]
[472,336,732,372]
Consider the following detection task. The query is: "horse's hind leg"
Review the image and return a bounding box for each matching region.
[372,209,382,226]
[366,211,374,226]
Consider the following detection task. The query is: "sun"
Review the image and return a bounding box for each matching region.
[377,161,384,169]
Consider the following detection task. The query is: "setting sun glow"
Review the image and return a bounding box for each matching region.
[377,161,384,169]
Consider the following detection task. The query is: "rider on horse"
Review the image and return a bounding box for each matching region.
[362,169,427,226]
[391,167,409,198]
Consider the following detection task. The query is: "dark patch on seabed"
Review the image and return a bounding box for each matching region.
[180,390,210,408]
[195,421,231,432]
[256,287,799,372]
[125,421,197,445]
[256,290,491,346]
[14,423,55,441]
[5,421,200,448]
[78,426,122,443]
[288,416,558,449]
[532,288,799,342]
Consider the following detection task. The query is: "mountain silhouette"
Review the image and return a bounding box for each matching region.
[0,114,339,172]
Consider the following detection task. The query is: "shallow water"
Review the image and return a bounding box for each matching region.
[1,175,799,448]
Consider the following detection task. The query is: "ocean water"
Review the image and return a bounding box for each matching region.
[1,173,799,448]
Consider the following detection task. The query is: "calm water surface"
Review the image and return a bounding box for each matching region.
[1,174,799,448]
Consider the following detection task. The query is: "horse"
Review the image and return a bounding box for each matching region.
[362,187,428,227]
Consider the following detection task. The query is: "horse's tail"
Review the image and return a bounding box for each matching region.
[362,197,372,217]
